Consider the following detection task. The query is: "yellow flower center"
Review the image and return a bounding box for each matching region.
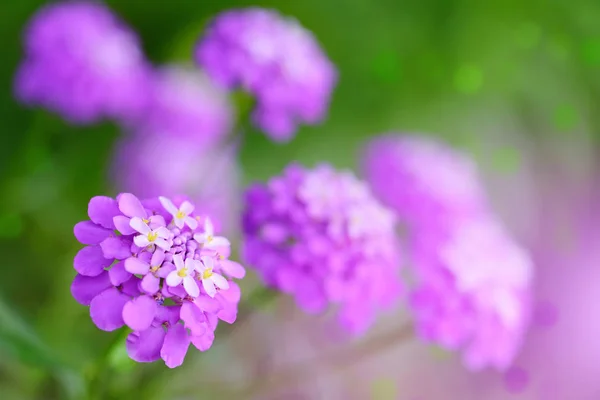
[202,268,213,280]
[176,210,185,219]
[177,267,188,278]
[150,265,159,273]
[206,235,214,243]
[147,231,158,242]
[142,218,150,224]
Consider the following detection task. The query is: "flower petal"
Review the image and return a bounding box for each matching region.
[180,201,194,215]
[121,277,141,297]
[126,327,165,363]
[157,262,175,278]
[118,193,147,218]
[210,236,230,248]
[124,257,150,275]
[211,274,229,291]
[113,215,135,235]
[193,233,207,243]
[166,271,183,287]
[184,216,198,230]
[88,196,119,229]
[158,196,178,216]
[183,276,200,297]
[191,330,214,352]
[218,281,241,303]
[173,218,184,229]
[194,295,222,313]
[74,245,112,277]
[130,217,151,235]
[70,272,112,305]
[89,288,129,331]
[150,251,165,266]
[133,235,150,248]
[204,218,214,236]
[156,227,171,239]
[123,295,157,331]
[73,221,111,245]
[155,305,181,326]
[160,324,190,368]
[141,274,160,294]
[219,260,246,279]
[173,254,184,271]
[109,261,131,286]
[100,237,131,260]
[202,279,217,298]
[180,302,206,335]
[154,238,170,251]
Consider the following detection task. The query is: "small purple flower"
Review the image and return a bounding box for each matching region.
[195,8,337,141]
[15,1,151,124]
[409,217,533,371]
[72,193,245,367]
[362,134,487,231]
[242,164,402,335]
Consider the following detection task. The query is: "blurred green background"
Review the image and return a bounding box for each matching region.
[0,0,598,398]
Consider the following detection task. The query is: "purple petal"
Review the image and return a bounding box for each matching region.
[100,237,131,260]
[123,295,158,331]
[191,330,215,352]
[70,272,112,305]
[126,327,166,363]
[121,277,141,297]
[118,193,147,218]
[89,288,129,331]
[180,302,206,335]
[160,324,191,368]
[74,245,112,277]
[155,305,181,326]
[194,295,222,314]
[156,262,175,278]
[88,196,119,229]
[218,281,241,303]
[108,261,131,286]
[220,260,246,279]
[73,221,111,245]
[217,300,237,324]
[113,215,135,235]
[141,274,160,294]
[124,257,150,275]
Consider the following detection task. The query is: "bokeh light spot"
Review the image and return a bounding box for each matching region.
[454,64,483,94]
[504,366,529,394]
[370,377,398,400]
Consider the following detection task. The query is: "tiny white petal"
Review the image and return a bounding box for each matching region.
[204,218,214,236]
[130,217,151,234]
[154,238,170,251]
[210,236,230,248]
[194,233,208,244]
[159,196,178,215]
[202,279,217,297]
[180,201,194,215]
[156,227,171,239]
[174,218,184,229]
[211,273,229,290]
[184,216,198,230]
[184,276,200,297]
[173,254,185,271]
[134,235,150,248]
[166,271,183,287]
[201,256,215,270]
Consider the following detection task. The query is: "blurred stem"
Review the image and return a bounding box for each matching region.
[240,322,414,397]
[85,328,128,400]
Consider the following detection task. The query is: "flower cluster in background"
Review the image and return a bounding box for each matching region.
[72,193,245,367]
[363,134,534,370]
[243,164,402,334]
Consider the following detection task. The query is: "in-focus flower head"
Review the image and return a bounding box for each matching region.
[409,217,533,371]
[72,193,245,367]
[243,164,402,335]
[15,1,151,124]
[362,134,487,230]
[195,8,337,141]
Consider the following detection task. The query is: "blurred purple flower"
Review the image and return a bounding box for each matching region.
[111,131,241,235]
[362,134,487,231]
[410,217,533,371]
[132,65,233,146]
[242,164,402,335]
[71,193,245,368]
[14,1,151,124]
[195,8,337,141]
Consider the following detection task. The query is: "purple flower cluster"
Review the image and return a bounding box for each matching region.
[362,134,533,370]
[195,8,337,141]
[71,193,245,367]
[132,65,233,146]
[243,164,402,335]
[15,1,151,124]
